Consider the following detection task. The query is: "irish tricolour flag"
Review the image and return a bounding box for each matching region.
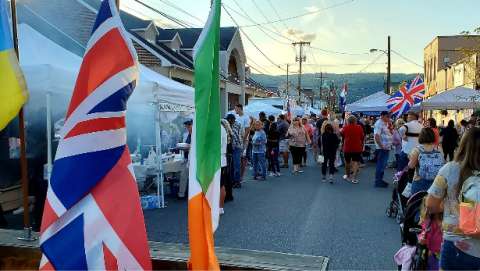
[188,0,221,270]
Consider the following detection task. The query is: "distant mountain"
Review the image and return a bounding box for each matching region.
[251,73,421,103]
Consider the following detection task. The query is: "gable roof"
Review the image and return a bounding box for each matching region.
[157,27,237,50]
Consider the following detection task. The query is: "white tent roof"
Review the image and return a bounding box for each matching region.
[244,102,282,118]
[345,91,390,113]
[18,23,193,108]
[421,86,480,110]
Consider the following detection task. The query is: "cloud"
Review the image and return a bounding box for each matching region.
[283,28,317,42]
[304,6,320,13]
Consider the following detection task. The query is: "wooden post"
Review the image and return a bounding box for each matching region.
[10,0,35,241]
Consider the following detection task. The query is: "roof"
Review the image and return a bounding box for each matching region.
[130,31,193,69]
[120,11,151,30]
[157,27,237,50]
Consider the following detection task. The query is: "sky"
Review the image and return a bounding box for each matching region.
[120,0,480,75]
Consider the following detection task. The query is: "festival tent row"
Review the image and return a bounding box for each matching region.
[6,23,195,206]
[345,87,479,117]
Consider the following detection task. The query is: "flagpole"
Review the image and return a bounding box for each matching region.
[10,0,35,241]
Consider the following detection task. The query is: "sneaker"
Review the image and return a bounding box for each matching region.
[322,176,327,182]
[269,172,275,177]
[298,170,304,173]
[343,175,351,182]
[275,172,282,177]
[219,208,225,215]
[329,175,334,184]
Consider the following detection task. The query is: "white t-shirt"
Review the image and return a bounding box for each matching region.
[235,113,250,129]
[374,119,393,150]
[221,125,227,167]
[398,120,423,155]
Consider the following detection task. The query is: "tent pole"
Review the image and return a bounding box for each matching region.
[46,92,52,179]
[10,0,35,241]
[155,105,165,208]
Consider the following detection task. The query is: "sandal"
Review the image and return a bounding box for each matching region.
[350,179,359,184]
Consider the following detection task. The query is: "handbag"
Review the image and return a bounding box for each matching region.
[458,171,480,237]
[402,182,412,198]
[317,155,324,164]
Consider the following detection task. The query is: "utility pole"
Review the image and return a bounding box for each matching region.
[286,64,289,97]
[293,41,310,103]
[387,35,391,94]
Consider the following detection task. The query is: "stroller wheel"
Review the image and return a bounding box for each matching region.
[395,212,403,224]
[386,207,393,217]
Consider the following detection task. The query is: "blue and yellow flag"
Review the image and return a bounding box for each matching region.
[0,0,27,131]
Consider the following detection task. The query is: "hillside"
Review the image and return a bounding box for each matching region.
[251,73,420,103]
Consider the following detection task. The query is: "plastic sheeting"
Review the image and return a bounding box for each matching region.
[421,86,480,110]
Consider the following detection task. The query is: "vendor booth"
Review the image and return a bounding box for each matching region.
[421,86,480,126]
[244,102,282,118]
[345,91,390,115]
[8,24,195,211]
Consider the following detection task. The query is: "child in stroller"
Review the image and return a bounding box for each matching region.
[395,191,443,270]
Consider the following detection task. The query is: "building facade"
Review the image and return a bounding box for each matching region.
[424,35,480,125]
[424,35,480,96]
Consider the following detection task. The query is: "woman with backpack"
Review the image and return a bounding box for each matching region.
[426,127,480,270]
[407,127,445,195]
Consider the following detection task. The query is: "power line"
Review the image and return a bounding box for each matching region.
[227,1,292,45]
[134,0,198,28]
[391,49,424,68]
[223,5,286,71]
[240,0,355,28]
[251,0,281,34]
[266,0,289,30]
[155,0,204,25]
[357,54,384,73]
[309,45,369,56]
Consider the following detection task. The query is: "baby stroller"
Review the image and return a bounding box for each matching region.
[386,168,411,223]
[395,191,434,270]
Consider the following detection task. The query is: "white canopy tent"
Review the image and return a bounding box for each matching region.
[345,91,390,113]
[244,102,282,118]
[18,23,194,208]
[421,86,480,110]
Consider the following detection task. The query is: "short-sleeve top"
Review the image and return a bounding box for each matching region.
[374,119,393,150]
[428,162,480,258]
[287,127,308,147]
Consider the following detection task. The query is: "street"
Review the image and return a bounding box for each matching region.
[144,160,400,270]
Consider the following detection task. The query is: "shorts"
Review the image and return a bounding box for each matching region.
[279,139,289,152]
[344,152,362,162]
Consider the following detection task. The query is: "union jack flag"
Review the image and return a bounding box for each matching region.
[386,75,425,118]
[39,1,151,270]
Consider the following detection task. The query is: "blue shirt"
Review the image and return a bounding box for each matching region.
[252,130,267,153]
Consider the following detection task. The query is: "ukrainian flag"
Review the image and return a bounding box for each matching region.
[0,0,27,131]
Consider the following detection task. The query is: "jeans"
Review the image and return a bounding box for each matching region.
[375,149,390,184]
[440,240,480,270]
[232,147,242,183]
[411,178,434,195]
[252,152,266,178]
[322,151,336,176]
[267,146,280,173]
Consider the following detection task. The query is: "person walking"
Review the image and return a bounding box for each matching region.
[426,117,440,148]
[287,117,311,174]
[341,115,365,184]
[321,123,340,183]
[398,111,423,170]
[392,119,406,171]
[221,119,234,202]
[374,111,393,188]
[219,120,228,215]
[277,114,290,168]
[302,117,314,167]
[426,127,480,270]
[252,121,267,180]
[267,115,281,177]
[408,127,445,195]
[440,120,459,161]
[226,114,244,188]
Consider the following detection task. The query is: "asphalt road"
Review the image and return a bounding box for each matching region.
[144,160,401,270]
